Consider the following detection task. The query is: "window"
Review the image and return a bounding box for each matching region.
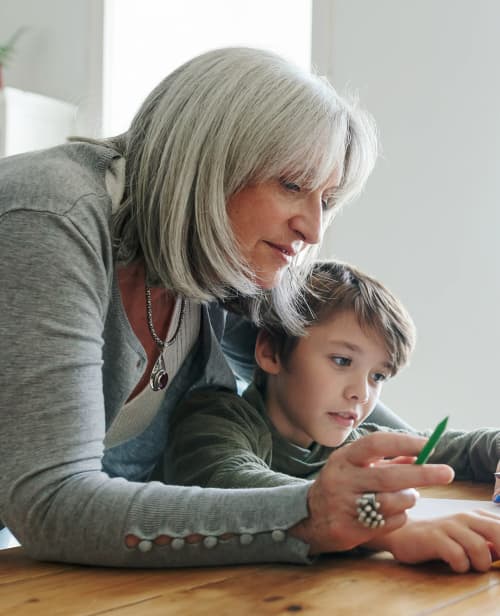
[103,0,312,136]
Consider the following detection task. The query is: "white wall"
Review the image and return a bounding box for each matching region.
[3,0,497,431]
[316,0,500,430]
[0,0,104,135]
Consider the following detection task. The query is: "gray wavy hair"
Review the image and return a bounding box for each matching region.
[108,47,378,333]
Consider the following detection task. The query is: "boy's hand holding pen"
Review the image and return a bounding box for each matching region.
[415,416,500,570]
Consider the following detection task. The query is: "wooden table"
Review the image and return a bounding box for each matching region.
[1,482,499,615]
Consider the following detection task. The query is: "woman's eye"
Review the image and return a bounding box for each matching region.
[332,356,351,367]
[321,195,336,211]
[372,372,388,383]
[280,179,301,193]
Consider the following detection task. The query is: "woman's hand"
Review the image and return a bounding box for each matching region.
[493,461,500,503]
[372,511,500,573]
[289,432,454,554]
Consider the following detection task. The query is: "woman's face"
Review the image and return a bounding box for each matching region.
[227,170,341,289]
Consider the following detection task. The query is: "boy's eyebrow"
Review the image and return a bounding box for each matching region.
[326,340,362,353]
[328,340,361,353]
[327,339,393,370]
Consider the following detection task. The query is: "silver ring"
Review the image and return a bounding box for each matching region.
[356,492,386,528]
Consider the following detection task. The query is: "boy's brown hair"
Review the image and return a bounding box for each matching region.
[255,260,416,389]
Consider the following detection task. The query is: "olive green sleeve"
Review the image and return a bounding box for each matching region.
[357,422,499,482]
[426,428,499,481]
[169,389,308,488]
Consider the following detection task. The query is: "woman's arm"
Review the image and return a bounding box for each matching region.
[0,203,311,567]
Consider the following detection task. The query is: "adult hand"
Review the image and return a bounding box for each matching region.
[289,431,454,555]
[494,461,500,503]
[375,511,500,573]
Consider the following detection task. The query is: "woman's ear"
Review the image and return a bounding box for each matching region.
[255,329,282,376]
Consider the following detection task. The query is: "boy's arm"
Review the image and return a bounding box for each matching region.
[358,423,499,482]
[427,428,499,481]
[168,389,308,488]
[363,512,500,573]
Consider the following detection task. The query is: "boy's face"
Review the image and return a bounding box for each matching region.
[257,310,392,448]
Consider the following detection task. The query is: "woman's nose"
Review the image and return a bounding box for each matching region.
[290,196,323,245]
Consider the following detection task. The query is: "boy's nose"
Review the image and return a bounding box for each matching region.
[345,381,370,404]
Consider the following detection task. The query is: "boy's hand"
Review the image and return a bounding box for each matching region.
[494,462,500,503]
[367,512,500,573]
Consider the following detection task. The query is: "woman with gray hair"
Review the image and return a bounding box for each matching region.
[0,47,453,567]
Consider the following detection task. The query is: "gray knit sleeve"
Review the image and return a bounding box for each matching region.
[0,205,311,567]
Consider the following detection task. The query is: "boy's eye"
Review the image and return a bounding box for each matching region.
[372,372,388,383]
[331,356,351,367]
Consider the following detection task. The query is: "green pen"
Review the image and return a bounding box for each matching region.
[415,416,449,464]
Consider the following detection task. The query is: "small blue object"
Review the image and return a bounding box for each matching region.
[494,494,500,504]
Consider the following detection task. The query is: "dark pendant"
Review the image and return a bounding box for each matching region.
[150,353,169,391]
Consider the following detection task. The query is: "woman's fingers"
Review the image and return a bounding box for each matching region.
[342,433,454,492]
[375,456,417,466]
[344,432,428,466]
[370,511,408,535]
[346,461,454,495]
[370,488,420,518]
[294,472,411,554]
[292,432,457,556]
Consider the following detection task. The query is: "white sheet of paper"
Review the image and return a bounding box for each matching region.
[409,497,500,520]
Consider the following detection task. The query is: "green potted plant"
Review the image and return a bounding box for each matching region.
[0,28,25,89]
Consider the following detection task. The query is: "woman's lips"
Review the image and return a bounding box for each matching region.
[264,241,296,263]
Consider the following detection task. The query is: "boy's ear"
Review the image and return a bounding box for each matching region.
[255,330,282,376]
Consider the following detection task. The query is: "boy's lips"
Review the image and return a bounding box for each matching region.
[327,410,359,427]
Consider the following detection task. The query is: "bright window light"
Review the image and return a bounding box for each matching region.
[103,0,312,136]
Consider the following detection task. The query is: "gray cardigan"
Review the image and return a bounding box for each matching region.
[0,142,412,567]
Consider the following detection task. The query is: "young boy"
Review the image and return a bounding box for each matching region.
[168,260,500,573]
[169,260,497,490]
